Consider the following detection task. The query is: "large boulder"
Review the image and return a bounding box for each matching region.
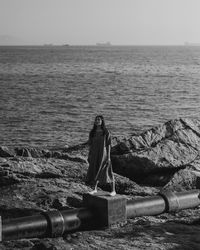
[111,118,200,186]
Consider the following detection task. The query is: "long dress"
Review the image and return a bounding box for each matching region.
[85,130,114,185]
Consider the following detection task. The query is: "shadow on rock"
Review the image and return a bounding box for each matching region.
[66,196,83,208]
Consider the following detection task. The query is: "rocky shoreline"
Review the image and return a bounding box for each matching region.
[1,118,200,249]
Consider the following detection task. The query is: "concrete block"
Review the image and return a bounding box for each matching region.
[83,191,127,227]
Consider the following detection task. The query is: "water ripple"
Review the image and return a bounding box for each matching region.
[0,46,200,147]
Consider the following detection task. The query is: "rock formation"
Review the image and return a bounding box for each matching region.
[111,118,200,187]
[0,118,200,249]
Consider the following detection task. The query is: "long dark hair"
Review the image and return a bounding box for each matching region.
[89,115,109,139]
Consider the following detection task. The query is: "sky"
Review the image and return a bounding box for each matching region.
[0,0,200,45]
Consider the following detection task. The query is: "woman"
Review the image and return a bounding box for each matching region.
[86,115,116,196]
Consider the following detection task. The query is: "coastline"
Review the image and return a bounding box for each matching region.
[1,118,200,248]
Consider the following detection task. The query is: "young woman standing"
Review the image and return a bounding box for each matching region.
[86,115,116,196]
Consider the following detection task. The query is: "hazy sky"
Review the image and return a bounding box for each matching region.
[0,0,200,45]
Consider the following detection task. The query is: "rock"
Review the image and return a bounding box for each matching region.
[111,118,200,186]
[32,242,57,250]
[14,147,46,158]
[114,173,158,196]
[2,239,34,249]
[0,158,63,187]
[162,169,198,191]
[0,146,15,157]
[14,147,87,163]
[52,151,87,163]
[1,118,200,249]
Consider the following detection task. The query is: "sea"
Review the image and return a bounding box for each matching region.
[0,45,200,148]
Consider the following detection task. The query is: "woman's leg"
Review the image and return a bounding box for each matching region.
[89,181,99,194]
[110,180,116,196]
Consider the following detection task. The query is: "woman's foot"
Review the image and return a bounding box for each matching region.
[89,189,98,195]
[110,191,116,196]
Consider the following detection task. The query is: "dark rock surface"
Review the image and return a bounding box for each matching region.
[0,118,200,249]
[112,118,200,186]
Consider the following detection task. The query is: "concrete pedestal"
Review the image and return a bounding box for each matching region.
[83,192,127,227]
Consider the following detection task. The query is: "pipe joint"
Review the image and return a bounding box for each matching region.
[42,210,65,237]
[159,191,180,212]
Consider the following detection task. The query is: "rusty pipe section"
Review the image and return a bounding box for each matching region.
[1,189,200,241]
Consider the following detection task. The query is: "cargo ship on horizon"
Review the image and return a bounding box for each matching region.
[96,42,112,46]
[184,42,200,46]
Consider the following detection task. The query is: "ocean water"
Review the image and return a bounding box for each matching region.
[0,45,200,148]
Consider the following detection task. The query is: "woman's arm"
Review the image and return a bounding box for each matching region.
[107,144,111,162]
[106,131,111,162]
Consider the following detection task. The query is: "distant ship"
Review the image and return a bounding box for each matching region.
[43,44,53,47]
[184,42,200,46]
[96,42,112,46]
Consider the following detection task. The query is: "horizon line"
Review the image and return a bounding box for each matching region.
[0,44,189,47]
